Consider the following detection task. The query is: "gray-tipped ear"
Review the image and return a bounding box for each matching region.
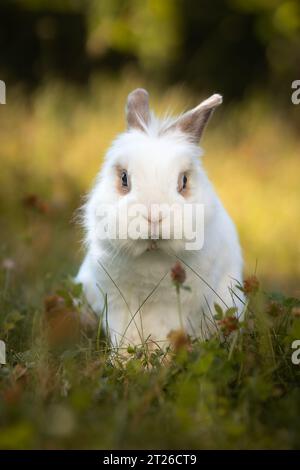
[167,93,222,143]
[126,88,150,131]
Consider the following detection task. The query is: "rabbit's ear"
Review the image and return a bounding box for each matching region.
[167,94,222,143]
[126,88,150,131]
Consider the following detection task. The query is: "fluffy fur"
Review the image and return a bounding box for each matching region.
[76,90,244,349]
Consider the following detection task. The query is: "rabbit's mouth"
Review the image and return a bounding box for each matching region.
[147,241,159,251]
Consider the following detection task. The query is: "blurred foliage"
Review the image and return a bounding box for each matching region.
[85,0,179,68]
[0,264,300,449]
[1,0,299,101]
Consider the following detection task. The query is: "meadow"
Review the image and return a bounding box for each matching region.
[0,77,300,449]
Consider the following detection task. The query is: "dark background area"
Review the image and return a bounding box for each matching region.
[1,0,299,102]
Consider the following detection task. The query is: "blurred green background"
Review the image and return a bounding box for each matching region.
[0,0,300,296]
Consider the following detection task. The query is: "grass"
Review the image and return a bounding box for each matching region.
[0,76,300,449]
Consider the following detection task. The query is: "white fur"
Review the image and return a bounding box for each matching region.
[76,100,244,349]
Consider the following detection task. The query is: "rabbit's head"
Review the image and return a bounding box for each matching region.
[85,89,222,258]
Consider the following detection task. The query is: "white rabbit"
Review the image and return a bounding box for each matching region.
[76,89,244,349]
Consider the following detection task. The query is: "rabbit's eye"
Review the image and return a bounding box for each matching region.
[121,170,128,187]
[178,173,188,194]
[116,167,131,194]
